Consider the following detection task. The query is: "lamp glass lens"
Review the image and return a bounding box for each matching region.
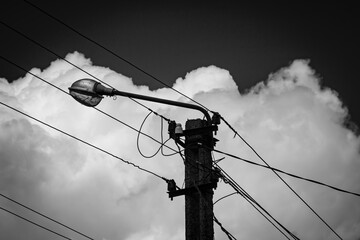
[69,90,102,107]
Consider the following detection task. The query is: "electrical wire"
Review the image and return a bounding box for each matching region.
[176,142,296,239]
[0,193,95,240]
[0,205,74,240]
[0,54,181,158]
[214,192,239,205]
[218,116,343,239]
[0,101,169,182]
[212,148,360,198]
[0,71,295,240]
[217,170,295,240]
[0,19,186,160]
[2,6,345,238]
[23,0,210,113]
[159,118,180,157]
[215,164,299,240]
[0,53,186,189]
[193,183,238,240]
[210,155,299,239]
[2,6,290,239]
[0,19,206,168]
[136,111,173,158]
[0,19,171,124]
[182,145,299,239]
[213,215,237,240]
[137,112,161,158]
[2,51,324,240]
[0,54,294,239]
[18,4,350,232]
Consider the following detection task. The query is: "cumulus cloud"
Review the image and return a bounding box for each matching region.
[0,52,359,240]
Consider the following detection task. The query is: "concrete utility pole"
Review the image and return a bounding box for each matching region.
[184,119,216,240]
[167,118,219,240]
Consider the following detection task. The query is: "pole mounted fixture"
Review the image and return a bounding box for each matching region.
[69,78,212,123]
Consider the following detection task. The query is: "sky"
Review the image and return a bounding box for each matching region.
[0,1,360,240]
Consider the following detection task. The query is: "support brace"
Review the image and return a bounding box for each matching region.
[168,181,218,201]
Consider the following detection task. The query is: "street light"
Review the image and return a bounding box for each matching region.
[68,78,211,123]
[68,78,220,240]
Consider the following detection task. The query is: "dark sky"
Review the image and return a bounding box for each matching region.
[1,1,359,126]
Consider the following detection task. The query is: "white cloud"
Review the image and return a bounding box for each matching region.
[173,65,238,98]
[0,52,359,240]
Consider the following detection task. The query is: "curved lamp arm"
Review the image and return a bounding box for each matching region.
[69,79,211,123]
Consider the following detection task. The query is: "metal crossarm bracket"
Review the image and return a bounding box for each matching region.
[168,181,218,200]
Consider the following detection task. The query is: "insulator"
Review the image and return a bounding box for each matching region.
[175,123,183,135]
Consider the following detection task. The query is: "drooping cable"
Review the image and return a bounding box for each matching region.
[137,111,159,158]
[0,193,95,240]
[136,111,172,158]
[214,192,239,205]
[160,117,179,157]
[0,205,74,240]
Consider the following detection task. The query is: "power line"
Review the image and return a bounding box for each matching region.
[0,53,188,194]
[218,117,343,239]
[178,142,296,239]
[214,192,239,205]
[212,148,360,198]
[2,10,296,236]
[0,19,171,124]
[3,5,345,238]
[215,164,300,240]
[0,205,74,240]
[0,54,180,158]
[179,141,301,239]
[0,56,306,240]
[0,61,295,239]
[16,6,345,237]
[0,193,95,240]
[213,215,237,240]
[193,181,238,240]
[23,0,210,112]
[218,169,298,240]
[0,20,185,159]
[0,100,169,182]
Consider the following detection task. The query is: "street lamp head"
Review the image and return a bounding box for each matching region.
[68,79,103,107]
[68,79,114,107]
[69,78,212,123]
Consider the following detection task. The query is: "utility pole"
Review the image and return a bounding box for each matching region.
[185,119,215,240]
[168,118,219,240]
